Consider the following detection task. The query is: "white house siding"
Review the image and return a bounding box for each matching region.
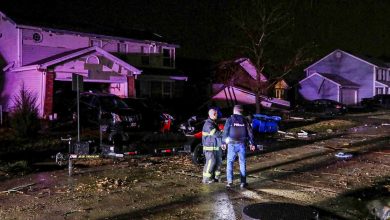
[0,15,18,65]
[22,28,88,49]
[299,74,339,101]
[20,27,166,65]
[1,70,44,116]
[21,28,89,65]
[305,50,374,102]
[22,45,70,65]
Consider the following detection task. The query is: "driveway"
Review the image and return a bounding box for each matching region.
[0,111,389,219]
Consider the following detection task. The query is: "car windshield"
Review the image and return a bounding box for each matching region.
[99,96,129,110]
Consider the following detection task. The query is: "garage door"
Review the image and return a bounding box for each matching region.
[341,88,357,105]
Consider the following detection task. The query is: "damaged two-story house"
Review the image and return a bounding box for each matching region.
[299,49,390,105]
[0,10,186,119]
[212,58,290,109]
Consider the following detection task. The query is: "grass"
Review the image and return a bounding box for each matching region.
[287,119,358,133]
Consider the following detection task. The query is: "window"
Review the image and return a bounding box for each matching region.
[162,81,172,98]
[86,55,100,64]
[376,69,381,80]
[376,87,384,95]
[275,89,284,99]
[141,46,148,54]
[32,32,43,43]
[90,39,101,47]
[150,43,157,53]
[141,56,150,65]
[382,69,386,80]
[149,81,173,98]
[151,81,162,98]
[376,69,386,81]
[163,48,173,67]
[118,43,127,53]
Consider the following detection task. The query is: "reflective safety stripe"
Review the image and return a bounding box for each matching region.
[206,159,212,173]
[215,171,221,177]
[202,128,216,136]
[203,146,219,151]
[203,172,212,177]
[203,159,213,177]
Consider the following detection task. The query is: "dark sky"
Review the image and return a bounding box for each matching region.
[2,0,390,62]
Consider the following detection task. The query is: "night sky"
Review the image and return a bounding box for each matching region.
[2,0,390,73]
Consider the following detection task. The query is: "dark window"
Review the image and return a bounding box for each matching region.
[118,43,127,53]
[163,48,172,67]
[162,81,172,98]
[151,81,162,97]
[141,56,150,65]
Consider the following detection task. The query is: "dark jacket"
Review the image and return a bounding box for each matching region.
[202,118,223,151]
[222,114,254,145]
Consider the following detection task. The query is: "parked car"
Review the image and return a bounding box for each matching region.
[73,92,142,130]
[298,99,348,116]
[122,97,174,132]
[362,94,390,109]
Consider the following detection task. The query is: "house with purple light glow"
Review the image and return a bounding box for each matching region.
[0,10,186,118]
[212,58,290,109]
[299,49,390,105]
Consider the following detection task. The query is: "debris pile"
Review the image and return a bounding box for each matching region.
[95,177,131,191]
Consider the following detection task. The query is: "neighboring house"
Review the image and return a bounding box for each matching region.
[271,78,290,100]
[299,49,390,105]
[212,58,290,109]
[214,58,267,92]
[211,85,290,109]
[0,10,186,118]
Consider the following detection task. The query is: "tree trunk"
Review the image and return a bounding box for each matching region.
[255,91,261,114]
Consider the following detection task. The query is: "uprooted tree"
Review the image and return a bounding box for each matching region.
[229,0,315,113]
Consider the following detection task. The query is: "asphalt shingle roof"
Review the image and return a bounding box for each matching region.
[319,73,360,87]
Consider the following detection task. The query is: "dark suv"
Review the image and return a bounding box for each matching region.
[76,92,141,130]
[297,99,348,116]
[122,97,172,131]
[362,94,390,109]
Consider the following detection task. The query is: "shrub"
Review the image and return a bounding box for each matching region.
[10,85,41,138]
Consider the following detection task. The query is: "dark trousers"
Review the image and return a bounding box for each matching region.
[203,149,222,180]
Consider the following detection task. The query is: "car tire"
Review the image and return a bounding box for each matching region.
[112,134,123,153]
[191,143,205,165]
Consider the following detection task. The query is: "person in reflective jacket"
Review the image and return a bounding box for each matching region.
[202,108,223,184]
[222,105,255,188]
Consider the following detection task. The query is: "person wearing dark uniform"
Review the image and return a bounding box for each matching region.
[202,108,223,184]
[222,105,255,188]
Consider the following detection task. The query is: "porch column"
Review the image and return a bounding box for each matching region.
[43,71,55,118]
[127,75,136,97]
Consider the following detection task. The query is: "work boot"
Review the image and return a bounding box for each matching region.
[202,178,213,184]
[240,183,248,189]
[226,182,233,188]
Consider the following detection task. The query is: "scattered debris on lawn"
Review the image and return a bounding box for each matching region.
[0,182,36,194]
[335,152,353,159]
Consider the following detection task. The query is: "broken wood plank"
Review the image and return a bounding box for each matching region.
[0,183,36,194]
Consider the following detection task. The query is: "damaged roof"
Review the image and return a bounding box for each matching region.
[319,73,360,87]
[0,5,172,44]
